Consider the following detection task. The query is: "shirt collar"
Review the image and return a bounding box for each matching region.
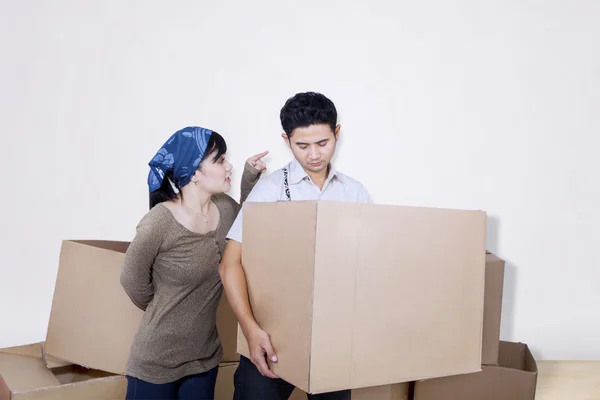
[288,158,338,185]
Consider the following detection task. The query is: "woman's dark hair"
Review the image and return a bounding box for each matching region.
[149,131,227,209]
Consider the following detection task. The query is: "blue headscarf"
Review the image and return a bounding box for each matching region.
[148,126,213,193]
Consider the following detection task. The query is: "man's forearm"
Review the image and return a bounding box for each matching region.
[219,242,259,336]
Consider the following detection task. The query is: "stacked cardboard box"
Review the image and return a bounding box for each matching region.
[412,253,539,400]
[0,240,242,399]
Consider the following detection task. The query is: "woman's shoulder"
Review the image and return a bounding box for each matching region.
[137,203,173,231]
[213,194,241,222]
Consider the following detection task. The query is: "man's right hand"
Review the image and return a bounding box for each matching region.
[247,325,279,379]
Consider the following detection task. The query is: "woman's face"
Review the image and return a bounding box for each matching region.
[193,151,233,194]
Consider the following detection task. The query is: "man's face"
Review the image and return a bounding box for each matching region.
[283,124,340,174]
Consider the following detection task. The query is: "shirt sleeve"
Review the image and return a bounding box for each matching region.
[226,175,281,243]
[357,183,374,204]
[240,162,262,204]
[120,207,169,310]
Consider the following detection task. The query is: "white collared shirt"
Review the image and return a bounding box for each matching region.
[226,158,372,243]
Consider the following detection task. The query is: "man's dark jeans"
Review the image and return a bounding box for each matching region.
[233,356,351,400]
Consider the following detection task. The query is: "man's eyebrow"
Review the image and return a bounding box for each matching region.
[294,138,329,145]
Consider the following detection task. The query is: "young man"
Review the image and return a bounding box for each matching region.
[219,92,372,400]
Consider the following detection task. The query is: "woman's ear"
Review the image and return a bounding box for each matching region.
[192,168,202,183]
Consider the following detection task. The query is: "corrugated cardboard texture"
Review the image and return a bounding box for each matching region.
[290,382,410,400]
[241,201,486,393]
[215,363,238,400]
[414,341,538,400]
[45,240,141,375]
[482,253,505,365]
[240,202,317,391]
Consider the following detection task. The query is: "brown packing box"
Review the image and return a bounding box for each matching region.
[0,347,126,400]
[413,341,538,400]
[43,240,240,374]
[482,252,505,365]
[238,200,487,393]
[290,382,411,400]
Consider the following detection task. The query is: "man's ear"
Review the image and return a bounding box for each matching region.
[281,132,290,146]
[334,124,341,140]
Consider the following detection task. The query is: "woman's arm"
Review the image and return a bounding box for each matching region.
[120,208,168,310]
[240,151,268,204]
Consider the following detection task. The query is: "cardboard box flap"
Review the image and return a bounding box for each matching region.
[482,253,505,365]
[485,253,504,265]
[414,341,538,400]
[71,240,130,253]
[498,341,526,370]
[497,341,538,373]
[45,240,142,374]
[0,343,42,359]
[525,346,538,373]
[0,353,60,391]
[41,343,73,369]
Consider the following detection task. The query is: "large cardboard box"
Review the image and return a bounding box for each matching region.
[0,349,126,400]
[43,240,240,374]
[414,341,538,400]
[290,382,411,400]
[238,201,487,393]
[482,252,505,365]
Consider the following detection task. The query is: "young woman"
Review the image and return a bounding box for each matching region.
[120,126,267,399]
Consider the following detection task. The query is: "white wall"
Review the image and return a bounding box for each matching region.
[1,1,598,360]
